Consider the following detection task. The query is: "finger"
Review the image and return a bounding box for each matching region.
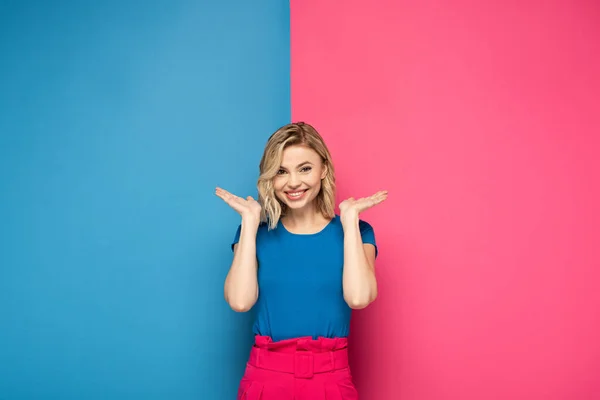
[371,197,387,207]
[216,188,245,207]
[215,187,231,199]
[215,190,228,201]
[217,187,237,197]
[357,192,386,210]
[371,194,387,205]
[223,198,248,214]
[217,188,241,202]
[373,197,385,206]
[371,191,387,201]
[215,189,234,202]
[375,191,388,199]
[371,190,387,198]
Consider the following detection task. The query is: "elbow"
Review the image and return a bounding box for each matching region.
[224,280,258,312]
[347,300,370,309]
[345,292,377,310]
[227,298,255,312]
[225,292,256,312]
[229,302,254,312]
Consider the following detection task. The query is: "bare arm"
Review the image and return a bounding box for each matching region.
[224,218,259,312]
[339,190,387,309]
[342,215,378,309]
[215,187,261,312]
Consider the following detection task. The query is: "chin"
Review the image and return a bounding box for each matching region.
[285,200,307,209]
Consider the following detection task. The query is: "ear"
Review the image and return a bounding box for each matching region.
[321,163,328,180]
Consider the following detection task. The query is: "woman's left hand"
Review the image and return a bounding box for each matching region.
[339,190,388,220]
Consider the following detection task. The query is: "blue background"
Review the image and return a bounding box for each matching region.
[0,1,289,398]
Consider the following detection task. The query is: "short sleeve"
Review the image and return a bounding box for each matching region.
[359,220,378,258]
[231,224,241,252]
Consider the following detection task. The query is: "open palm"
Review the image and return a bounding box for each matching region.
[339,190,388,217]
[215,187,262,221]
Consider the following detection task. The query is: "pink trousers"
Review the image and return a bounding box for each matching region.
[237,335,359,400]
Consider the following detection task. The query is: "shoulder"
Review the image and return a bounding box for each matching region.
[331,215,374,232]
[357,218,378,257]
[356,218,377,249]
[330,215,375,238]
[231,220,270,245]
[234,220,270,232]
[231,220,273,252]
[358,219,374,233]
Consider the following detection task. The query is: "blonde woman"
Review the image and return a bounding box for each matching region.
[215,122,387,399]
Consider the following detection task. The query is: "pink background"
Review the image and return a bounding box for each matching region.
[291,1,600,399]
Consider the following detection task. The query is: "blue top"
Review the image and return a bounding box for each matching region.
[231,215,377,342]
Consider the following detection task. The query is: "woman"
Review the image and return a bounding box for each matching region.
[215,122,387,399]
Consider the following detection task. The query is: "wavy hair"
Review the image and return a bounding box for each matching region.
[258,122,336,230]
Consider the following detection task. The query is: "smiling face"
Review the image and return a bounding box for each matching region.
[273,144,328,212]
[257,122,337,229]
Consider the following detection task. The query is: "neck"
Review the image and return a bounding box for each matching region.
[282,203,329,230]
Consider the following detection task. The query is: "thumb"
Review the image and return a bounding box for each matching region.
[246,196,254,201]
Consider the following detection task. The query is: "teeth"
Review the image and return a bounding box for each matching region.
[288,191,304,197]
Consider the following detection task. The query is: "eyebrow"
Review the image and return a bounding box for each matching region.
[279,161,313,170]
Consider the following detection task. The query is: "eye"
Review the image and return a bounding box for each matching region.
[277,169,287,175]
[300,166,312,173]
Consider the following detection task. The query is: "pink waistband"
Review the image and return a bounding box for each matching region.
[253,335,349,352]
[248,335,349,379]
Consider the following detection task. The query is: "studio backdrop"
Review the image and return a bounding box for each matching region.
[1,1,599,399]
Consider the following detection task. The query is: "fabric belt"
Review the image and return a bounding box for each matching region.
[248,346,349,379]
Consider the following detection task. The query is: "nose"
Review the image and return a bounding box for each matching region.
[288,172,301,188]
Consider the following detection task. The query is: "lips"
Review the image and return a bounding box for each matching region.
[285,189,308,200]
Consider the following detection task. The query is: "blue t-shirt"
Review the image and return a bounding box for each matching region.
[231,215,377,342]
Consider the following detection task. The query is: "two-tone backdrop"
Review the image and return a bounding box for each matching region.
[1,1,598,399]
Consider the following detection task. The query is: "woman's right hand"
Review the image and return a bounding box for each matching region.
[215,187,262,223]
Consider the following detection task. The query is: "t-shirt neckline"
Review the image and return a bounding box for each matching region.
[279,215,337,236]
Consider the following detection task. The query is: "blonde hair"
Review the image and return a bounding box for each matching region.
[258,122,336,230]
